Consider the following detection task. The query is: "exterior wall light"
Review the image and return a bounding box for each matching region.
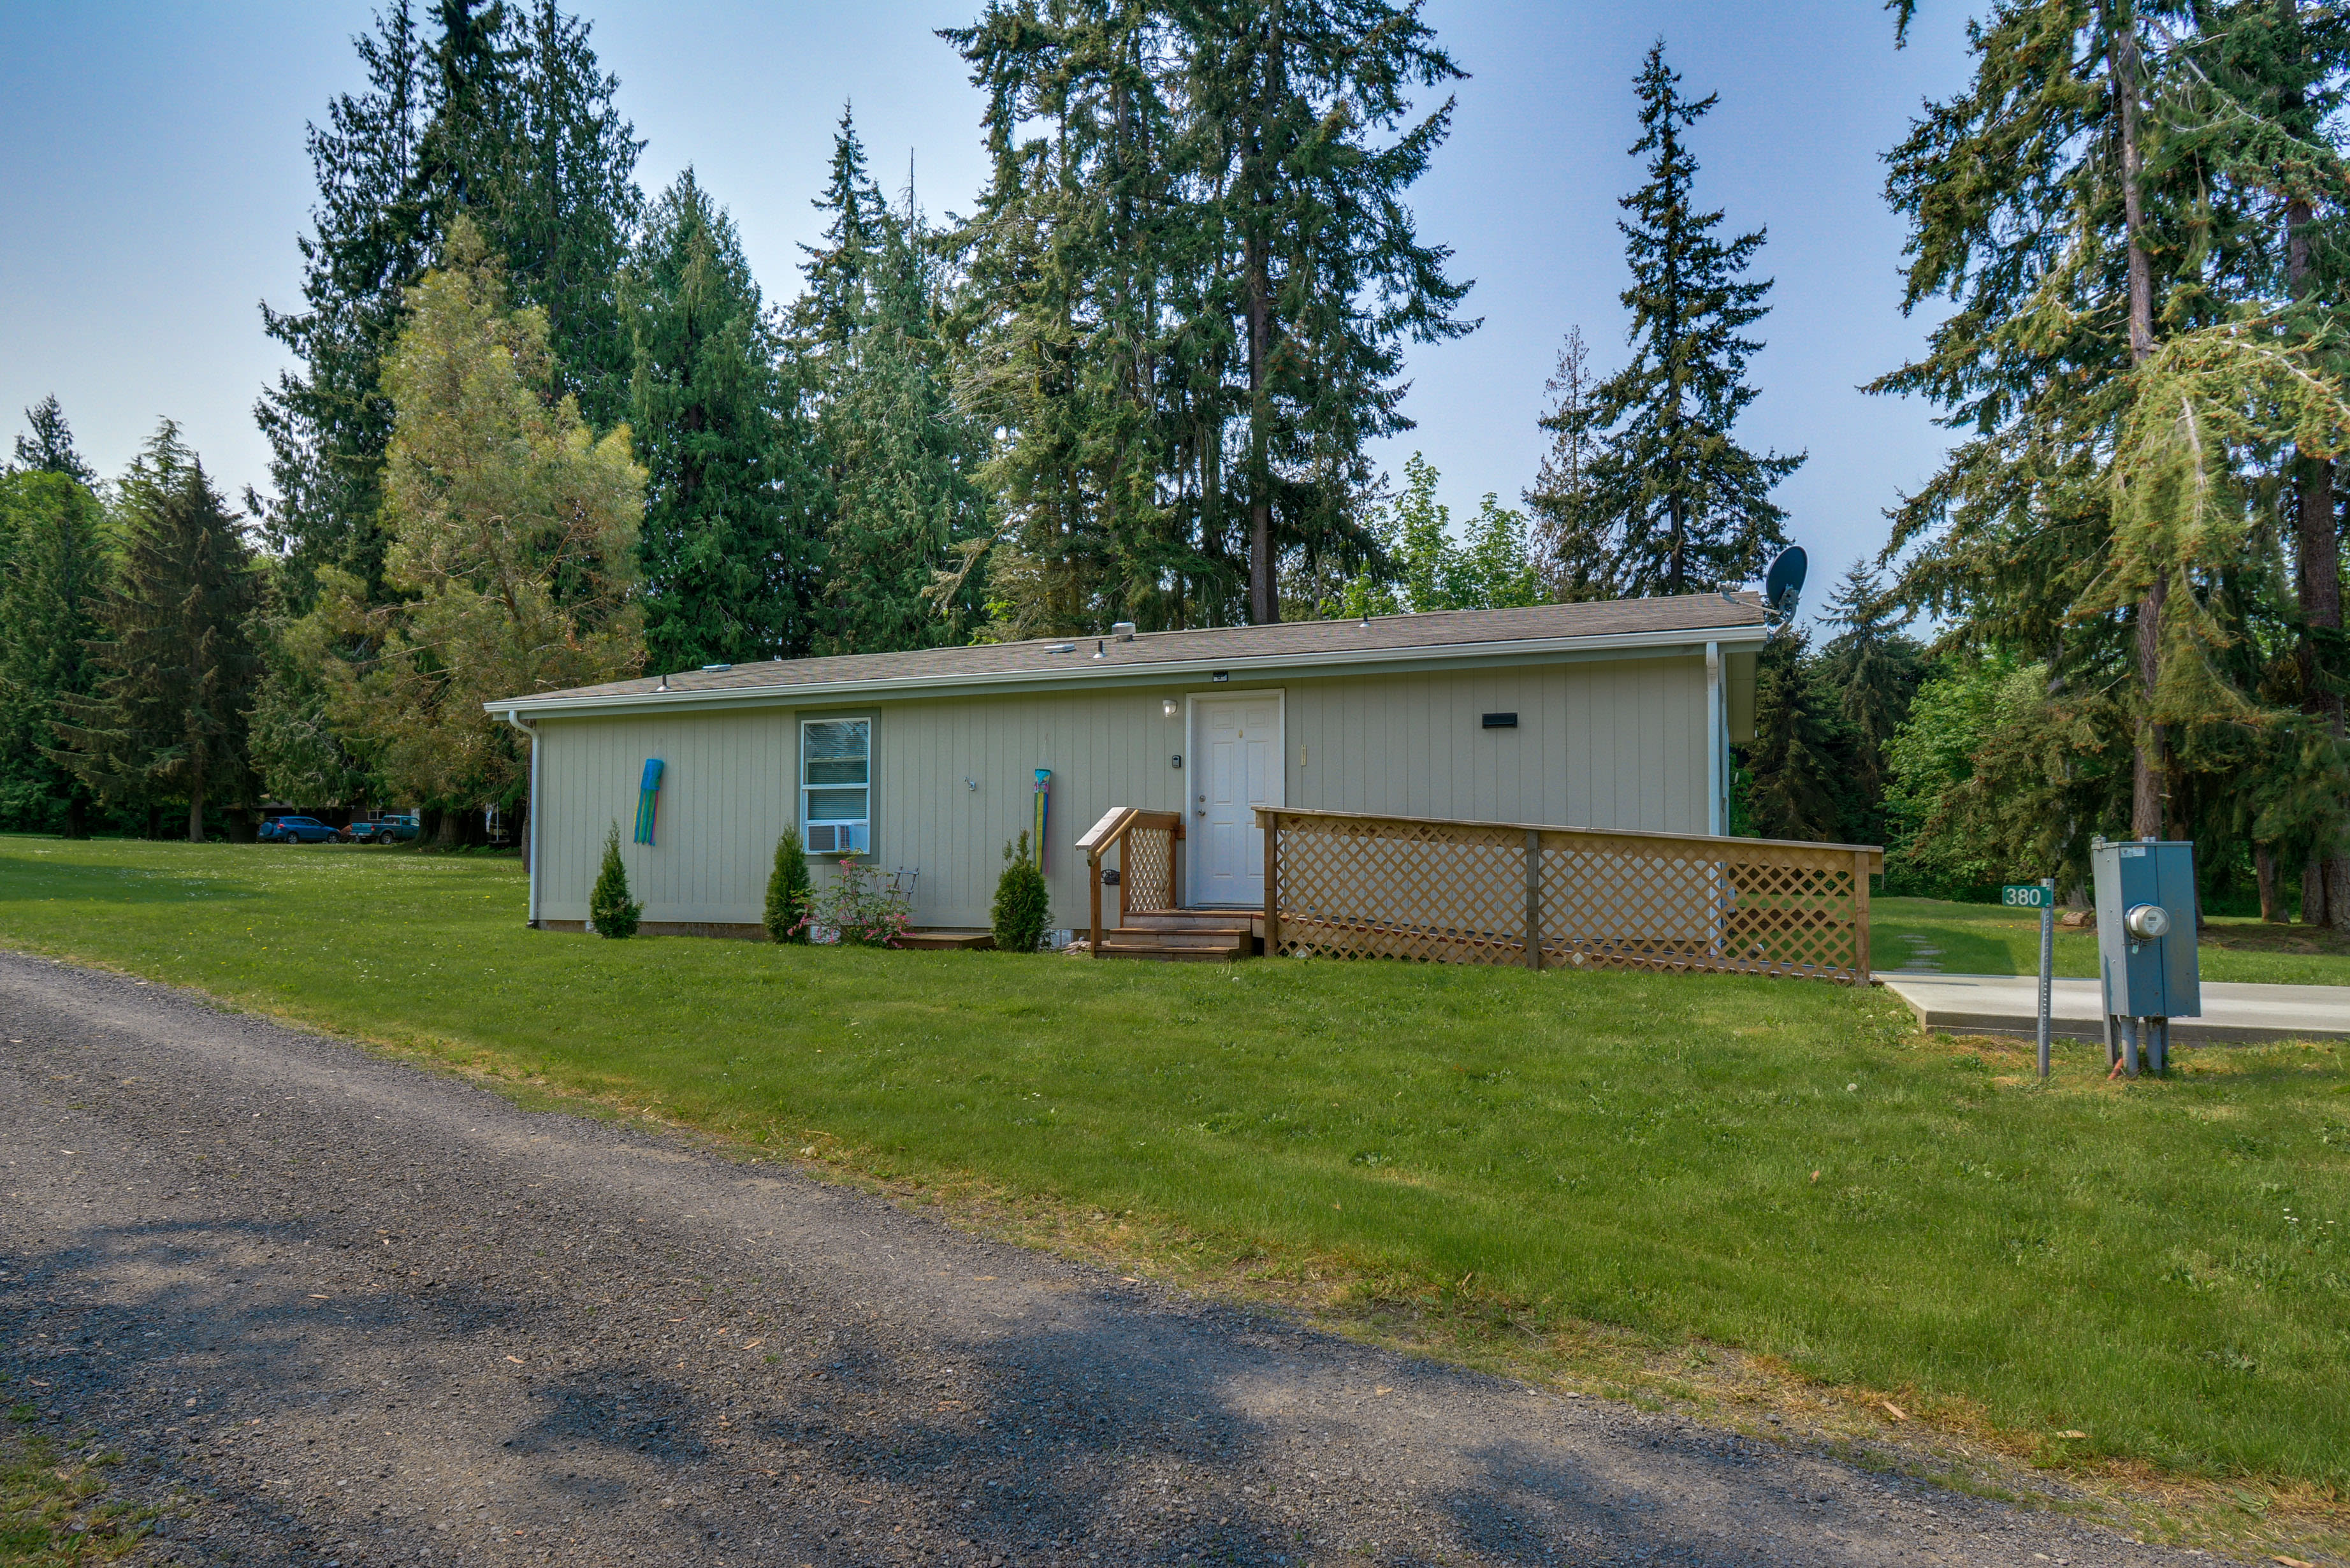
[1163,698,1179,718]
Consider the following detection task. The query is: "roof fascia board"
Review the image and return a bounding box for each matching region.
[487,623,1771,721]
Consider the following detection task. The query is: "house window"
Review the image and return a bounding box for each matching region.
[801,718,871,855]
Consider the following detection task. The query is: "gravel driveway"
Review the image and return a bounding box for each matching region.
[0,947,2222,1567]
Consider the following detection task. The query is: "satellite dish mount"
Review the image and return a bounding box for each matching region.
[1761,546,1808,635]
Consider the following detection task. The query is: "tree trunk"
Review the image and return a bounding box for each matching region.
[186,786,205,844]
[2288,177,2347,923]
[2257,843,2281,924]
[436,809,461,849]
[2307,852,2331,926]
[2109,1,2166,842]
[1247,234,1276,625]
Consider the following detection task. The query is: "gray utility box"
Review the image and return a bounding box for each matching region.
[2091,838,2200,1020]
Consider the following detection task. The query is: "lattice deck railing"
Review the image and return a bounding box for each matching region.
[1256,807,1882,984]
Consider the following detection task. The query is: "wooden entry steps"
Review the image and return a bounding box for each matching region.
[1087,909,1257,962]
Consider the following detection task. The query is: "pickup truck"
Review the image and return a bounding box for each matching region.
[346,813,421,844]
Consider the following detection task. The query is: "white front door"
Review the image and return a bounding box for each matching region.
[1192,692,1282,906]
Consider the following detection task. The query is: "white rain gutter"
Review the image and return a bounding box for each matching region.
[498,708,539,926]
[1706,642,1725,837]
[484,620,1772,723]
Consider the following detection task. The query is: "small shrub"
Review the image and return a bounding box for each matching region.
[798,857,911,947]
[991,831,1049,953]
[589,821,642,938]
[764,828,812,943]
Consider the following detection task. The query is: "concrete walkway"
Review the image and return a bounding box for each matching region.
[1880,971,2350,1044]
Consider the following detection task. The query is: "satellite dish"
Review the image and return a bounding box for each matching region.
[1763,546,1808,618]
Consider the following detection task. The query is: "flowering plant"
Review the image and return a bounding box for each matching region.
[795,857,913,947]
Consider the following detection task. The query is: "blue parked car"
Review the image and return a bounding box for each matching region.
[261,815,338,844]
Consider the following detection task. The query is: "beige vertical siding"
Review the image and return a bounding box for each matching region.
[533,708,797,924]
[528,651,1711,932]
[1283,655,1704,835]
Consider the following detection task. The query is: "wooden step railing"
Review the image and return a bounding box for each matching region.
[1256,806,1882,984]
[1077,807,1184,956]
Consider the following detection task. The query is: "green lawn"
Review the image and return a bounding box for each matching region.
[1873,895,2350,986]
[3,838,2349,1490]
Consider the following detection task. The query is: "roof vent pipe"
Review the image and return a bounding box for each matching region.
[1112,621,1137,641]
[1092,639,1106,660]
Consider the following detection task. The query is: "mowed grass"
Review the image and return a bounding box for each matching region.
[4,839,2349,1488]
[1874,895,2350,985]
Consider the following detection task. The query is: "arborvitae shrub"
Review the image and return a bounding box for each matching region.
[590,821,642,938]
[990,831,1050,954]
[764,827,812,943]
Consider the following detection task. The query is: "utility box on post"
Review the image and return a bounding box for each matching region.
[2091,837,2199,1074]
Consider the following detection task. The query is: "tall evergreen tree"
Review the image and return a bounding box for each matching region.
[50,428,263,842]
[947,3,1201,636]
[1563,43,1801,599]
[257,0,639,606]
[796,106,889,359]
[1876,1,2350,918]
[1185,0,1477,622]
[947,0,1473,630]
[0,472,107,834]
[1737,632,1845,843]
[1815,560,1928,844]
[816,185,994,653]
[10,396,98,487]
[1523,326,1617,601]
[625,170,815,669]
[495,0,645,428]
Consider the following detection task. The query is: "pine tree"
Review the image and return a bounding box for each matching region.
[590,820,642,936]
[0,472,107,834]
[10,396,98,488]
[764,828,812,942]
[946,1,1474,630]
[625,170,816,669]
[1523,328,1616,601]
[796,106,889,359]
[50,427,263,842]
[1737,632,1845,843]
[1875,1,2350,916]
[257,0,641,605]
[498,0,644,428]
[1814,561,1927,823]
[1570,43,1801,599]
[816,182,992,652]
[1184,0,1477,623]
[945,5,1196,636]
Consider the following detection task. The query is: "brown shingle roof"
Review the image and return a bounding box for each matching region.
[490,592,1767,711]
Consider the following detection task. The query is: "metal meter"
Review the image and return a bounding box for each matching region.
[2089,836,2199,1075]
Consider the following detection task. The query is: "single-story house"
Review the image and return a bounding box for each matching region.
[484,593,1768,939]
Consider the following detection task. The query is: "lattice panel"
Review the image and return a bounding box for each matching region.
[1276,816,1532,965]
[1120,825,1179,914]
[1269,809,1870,985]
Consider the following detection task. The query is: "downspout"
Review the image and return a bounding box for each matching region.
[500,709,539,927]
[1704,642,1724,836]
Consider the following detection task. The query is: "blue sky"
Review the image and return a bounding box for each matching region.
[0,1,1976,607]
